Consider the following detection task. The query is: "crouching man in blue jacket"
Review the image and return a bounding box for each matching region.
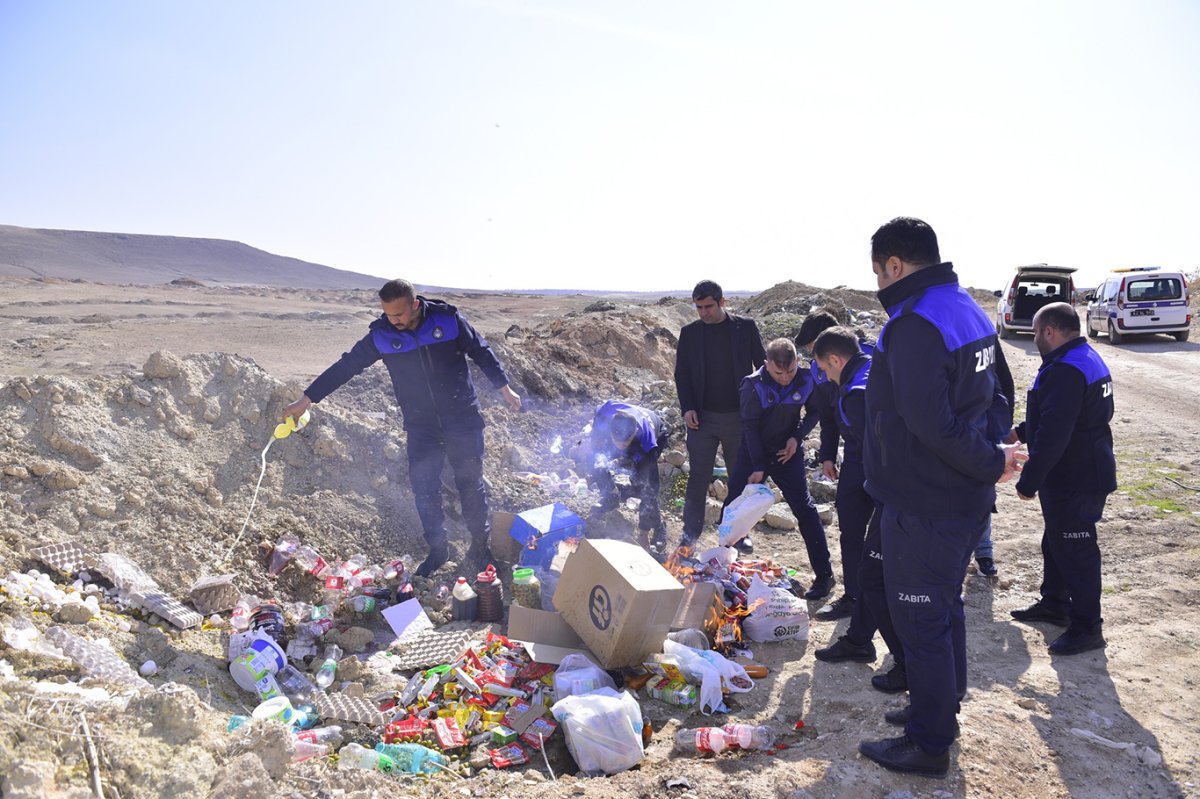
[1010,302,1116,656]
[283,279,521,577]
[858,218,1023,777]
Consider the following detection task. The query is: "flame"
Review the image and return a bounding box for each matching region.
[664,546,695,583]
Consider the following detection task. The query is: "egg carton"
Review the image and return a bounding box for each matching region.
[90,553,160,594]
[31,542,97,576]
[389,629,475,671]
[127,589,203,630]
[313,692,388,727]
[188,574,241,615]
[45,626,151,690]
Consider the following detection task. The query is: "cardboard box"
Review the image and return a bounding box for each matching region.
[508,504,585,570]
[553,538,685,668]
[670,581,724,633]
[490,512,522,563]
[506,604,598,666]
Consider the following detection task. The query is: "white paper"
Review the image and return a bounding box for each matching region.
[382,599,433,642]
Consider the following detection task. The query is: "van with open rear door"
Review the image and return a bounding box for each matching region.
[1086,268,1191,344]
[994,264,1077,339]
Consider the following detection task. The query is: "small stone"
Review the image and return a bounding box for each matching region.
[765,505,798,530]
[57,601,96,624]
[1016,697,1038,710]
[815,503,834,525]
[665,450,687,468]
[140,660,158,676]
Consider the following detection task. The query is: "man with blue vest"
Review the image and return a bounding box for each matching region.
[1010,302,1116,656]
[858,218,1023,777]
[283,279,521,577]
[725,338,835,600]
[583,400,669,556]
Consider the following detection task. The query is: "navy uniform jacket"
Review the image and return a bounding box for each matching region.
[590,400,667,465]
[304,297,509,432]
[864,263,1006,517]
[814,340,875,463]
[831,351,872,465]
[1015,337,1116,497]
[674,313,766,416]
[739,366,821,472]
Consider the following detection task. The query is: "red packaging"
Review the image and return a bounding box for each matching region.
[432,717,466,750]
[502,699,531,729]
[485,632,514,648]
[323,575,345,591]
[516,662,555,682]
[383,717,428,743]
[490,744,529,768]
[519,717,558,750]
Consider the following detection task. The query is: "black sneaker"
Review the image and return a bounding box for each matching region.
[464,542,495,573]
[804,573,836,601]
[1048,630,1106,656]
[871,664,908,694]
[976,557,998,577]
[884,705,959,737]
[735,536,754,555]
[814,594,855,621]
[415,544,449,577]
[647,529,669,562]
[858,734,949,777]
[815,635,876,663]
[1010,600,1069,627]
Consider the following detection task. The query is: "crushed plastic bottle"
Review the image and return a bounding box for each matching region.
[296,725,344,748]
[292,545,329,577]
[268,534,301,576]
[375,742,448,775]
[273,408,311,440]
[337,742,395,774]
[229,596,256,632]
[291,740,328,763]
[314,644,342,690]
[721,723,775,751]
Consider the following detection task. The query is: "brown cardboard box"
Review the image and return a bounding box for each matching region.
[670,581,723,634]
[553,538,685,668]
[505,604,599,666]
[490,511,522,563]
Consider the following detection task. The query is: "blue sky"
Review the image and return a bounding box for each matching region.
[1,1,1197,291]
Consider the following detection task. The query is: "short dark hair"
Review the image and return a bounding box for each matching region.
[796,310,839,348]
[1034,302,1080,335]
[610,411,639,445]
[379,279,416,302]
[765,337,797,367]
[692,280,723,303]
[870,217,940,268]
[812,327,862,360]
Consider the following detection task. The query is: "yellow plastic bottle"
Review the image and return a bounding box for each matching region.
[273,409,311,440]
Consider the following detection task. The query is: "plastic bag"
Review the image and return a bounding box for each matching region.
[550,687,644,776]
[744,575,809,642]
[666,628,710,650]
[553,652,616,702]
[696,648,755,693]
[718,484,776,546]
[661,640,726,714]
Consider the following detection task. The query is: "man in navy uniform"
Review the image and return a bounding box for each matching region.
[725,338,836,600]
[1010,302,1116,655]
[283,279,521,577]
[858,218,1023,777]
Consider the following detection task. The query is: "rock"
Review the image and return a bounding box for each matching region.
[816,503,834,525]
[129,683,208,745]
[383,442,403,462]
[1016,697,1038,710]
[334,626,374,654]
[709,479,728,501]
[665,450,687,468]
[130,385,154,405]
[209,752,276,799]
[89,500,117,518]
[765,504,798,530]
[140,660,158,676]
[143,350,184,379]
[809,479,837,503]
[226,722,293,780]
[56,601,95,624]
[1,760,90,799]
[43,465,84,490]
[3,465,30,479]
[704,497,724,524]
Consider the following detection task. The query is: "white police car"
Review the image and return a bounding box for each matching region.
[1085,268,1191,344]
[994,264,1077,339]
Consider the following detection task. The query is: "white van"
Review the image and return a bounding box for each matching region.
[994,264,1077,339]
[1086,268,1191,344]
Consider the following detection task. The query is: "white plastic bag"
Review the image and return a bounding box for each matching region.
[552,652,616,702]
[744,575,809,642]
[661,640,728,714]
[718,484,776,546]
[697,648,755,694]
[550,687,644,775]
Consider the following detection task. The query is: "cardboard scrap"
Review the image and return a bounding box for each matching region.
[506,604,598,666]
[390,629,473,671]
[314,692,387,727]
[188,574,240,615]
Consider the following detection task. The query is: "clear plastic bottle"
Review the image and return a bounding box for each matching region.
[292,545,329,578]
[721,723,774,751]
[291,740,328,763]
[382,557,407,582]
[314,644,342,689]
[450,577,478,622]
[296,725,344,747]
[268,534,301,576]
[230,595,256,632]
[337,742,395,774]
[674,727,731,754]
[276,663,317,701]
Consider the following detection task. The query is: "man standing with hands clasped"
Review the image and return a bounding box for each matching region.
[858,218,1025,777]
[283,279,521,578]
[1009,302,1116,656]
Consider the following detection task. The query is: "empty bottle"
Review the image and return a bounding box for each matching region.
[675,727,732,755]
[351,595,377,615]
[268,534,301,576]
[337,742,395,774]
[276,664,317,701]
[292,545,329,578]
[230,596,256,632]
[721,724,774,751]
[291,740,328,763]
[296,725,344,748]
[314,644,342,689]
[474,565,503,623]
[382,558,407,581]
[450,577,478,622]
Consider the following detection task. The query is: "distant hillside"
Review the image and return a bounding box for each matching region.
[0,225,383,289]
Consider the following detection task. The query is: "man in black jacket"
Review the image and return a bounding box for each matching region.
[283,279,521,577]
[857,218,1023,777]
[674,280,765,551]
[1010,302,1116,656]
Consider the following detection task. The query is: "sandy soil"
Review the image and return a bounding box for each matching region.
[0,275,1197,799]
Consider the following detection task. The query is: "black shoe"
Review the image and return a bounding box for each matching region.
[647,529,668,562]
[815,635,875,663]
[814,594,855,621]
[415,544,449,577]
[976,557,998,577]
[871,664,908,694]
[884,705,960,737]
[858,734,949,777]
[1049,630,1106,655]
[735,536,754,555]
[804,573,836,601]
[464,542,495,573]
[1010,600,1069,627]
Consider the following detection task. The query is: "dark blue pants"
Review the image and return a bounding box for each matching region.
[835,460,873,599]
[1038,489,1108,635]
[726,444,832,579]
[592,454,664,532]
[881,505,988,755]
[407,425,490,548]
[846,503,904,666]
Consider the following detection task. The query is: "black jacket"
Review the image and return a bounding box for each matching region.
[864,263,1006,517]
[814,341,875,464]
[828,351,872,465]
[739,366,820,472]
[1015,337,1116,497]
[304,297,509,432]
[674,313,765,415]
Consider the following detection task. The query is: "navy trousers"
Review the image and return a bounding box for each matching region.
[846,503,904,666]
[593,454,664,532]
[1038,489,1108,635]
[835,460,873,599]
[881,505,988,755]
[726,443,832,579]
[406,425,490,548]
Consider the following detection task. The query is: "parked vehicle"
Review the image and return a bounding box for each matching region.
[994,264,1077,339]
[1086,268,1191,344]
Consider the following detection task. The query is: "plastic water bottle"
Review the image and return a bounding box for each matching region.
[721,724,775,751]
[230,596,255,632]
[296,725,344,747]
[267,534,301,576]
[293,545,329,578]
[450,577,477,622]
[337,742,396,774]
[291,740,328,763]
[675,727,731,754]
[314,644,342,689]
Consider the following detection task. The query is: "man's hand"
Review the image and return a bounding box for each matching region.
[821,460,839,481]
[1017,489,1035,501]
[282,395,312,422]
[499,384,522,412]
[748,470,765,484]
[997,443,1028,484]
[683,410,700,430]
[776,437,799,464]
[1005,428,1019,445]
